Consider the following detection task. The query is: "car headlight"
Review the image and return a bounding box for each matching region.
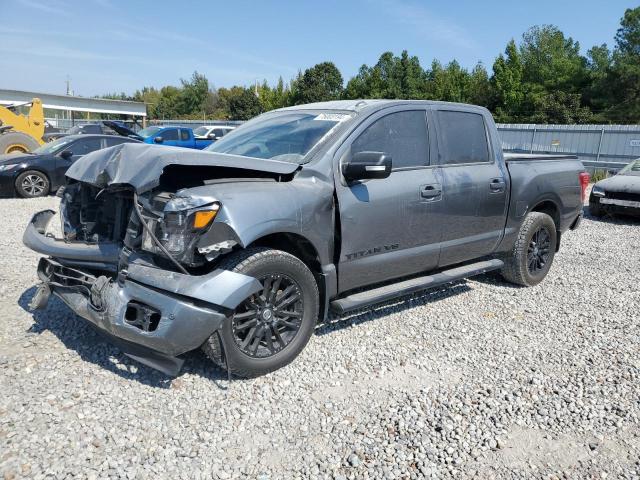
[591,185,605,197]
[0,164,19,172]
[141,197,220,260]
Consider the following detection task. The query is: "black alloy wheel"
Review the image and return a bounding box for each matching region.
[527,226,551,274]
[231,273,304,358]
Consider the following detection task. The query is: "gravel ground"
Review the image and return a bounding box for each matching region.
[1,194,639,479]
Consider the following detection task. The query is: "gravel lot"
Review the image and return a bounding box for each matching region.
[1,194,639,479]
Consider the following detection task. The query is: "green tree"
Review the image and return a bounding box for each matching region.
[606,7,640,122]
[176,71,210,117]
[467,63,492,107]
[229,88,263,120]
[491,40,524,121]
[133,86,161,118]
[344,51,427,99]
[583,44,612,120]
[292,62,343,104]
[530,91,593,124]
[155,86,181,119]
[520,25,587,93]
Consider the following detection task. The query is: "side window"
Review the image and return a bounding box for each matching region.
[212,128,225,137]
[436,111,490,165]
[104,137,130,147]
[162,129,179,141]
[80,124,101,134]
[180,129,190,141]
[351,110,429,170]
[68,138,102,156]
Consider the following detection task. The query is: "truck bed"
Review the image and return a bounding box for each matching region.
[504,153,579,162]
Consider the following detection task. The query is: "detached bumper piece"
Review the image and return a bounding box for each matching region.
[35,257,231,376]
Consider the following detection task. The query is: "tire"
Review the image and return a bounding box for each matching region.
[501,212,557,287]
[0,132,40,154]
[203,247,319,378]
[15,170,50,198]
[589,195,605,218]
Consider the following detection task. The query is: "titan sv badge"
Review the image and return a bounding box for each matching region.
[345,243,399,261]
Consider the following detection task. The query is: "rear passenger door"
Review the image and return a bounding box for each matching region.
[334,107,443,292]
[434,109,509,267]
[178,128,193,148]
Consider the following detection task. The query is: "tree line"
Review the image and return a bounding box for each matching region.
[104,7,640,124]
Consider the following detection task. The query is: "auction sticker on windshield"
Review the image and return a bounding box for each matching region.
[313,113,351,122]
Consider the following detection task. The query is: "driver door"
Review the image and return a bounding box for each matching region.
[334,107,443,293]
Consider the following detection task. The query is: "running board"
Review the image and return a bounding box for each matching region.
[330,259,504,314]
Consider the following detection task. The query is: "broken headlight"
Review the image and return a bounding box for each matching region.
[141,196,220,262]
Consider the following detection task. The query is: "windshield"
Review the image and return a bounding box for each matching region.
[619,158,640,176]
[193,126,209,136]
[32,137,76,155]
[206,111,353,163]
[137,126,162,138]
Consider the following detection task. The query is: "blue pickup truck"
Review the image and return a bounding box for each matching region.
[136,126,214,149]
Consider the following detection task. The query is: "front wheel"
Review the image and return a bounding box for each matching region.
[203,248,319,378]
[501,212,557,287]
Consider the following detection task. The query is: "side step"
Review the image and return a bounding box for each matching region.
[330,258,504,314]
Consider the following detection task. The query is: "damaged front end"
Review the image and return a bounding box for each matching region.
[23,173,265,375]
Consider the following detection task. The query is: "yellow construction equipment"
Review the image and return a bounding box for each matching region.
[0,98,45,154]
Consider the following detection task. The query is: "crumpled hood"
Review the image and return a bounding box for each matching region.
[65,143,299,193]
[595,174,640,194]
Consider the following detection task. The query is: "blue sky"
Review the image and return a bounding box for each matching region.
[0,0,634,97]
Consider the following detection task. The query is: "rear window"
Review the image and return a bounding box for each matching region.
[436,111,490,165]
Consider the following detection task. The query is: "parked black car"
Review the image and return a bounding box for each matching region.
[0,134,140,198]
[42,121,141,142]
[589,158,640,217]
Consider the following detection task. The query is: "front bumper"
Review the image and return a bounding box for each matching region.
[25,210,262,375]
[591,193,640,216]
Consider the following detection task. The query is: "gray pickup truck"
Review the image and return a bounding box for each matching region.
[23,100,589,378]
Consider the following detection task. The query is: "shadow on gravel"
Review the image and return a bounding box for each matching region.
[467,270,522,289]
[317,281,472,336]
[18,286,231,389]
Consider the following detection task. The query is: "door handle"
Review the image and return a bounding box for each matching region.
[421,184,442,199]
[489,178,506,193]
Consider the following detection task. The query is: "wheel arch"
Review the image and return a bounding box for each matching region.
[247,232,328,321]
[530,200,561,251]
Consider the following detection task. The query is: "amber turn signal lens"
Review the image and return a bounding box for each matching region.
[193,209,218,229]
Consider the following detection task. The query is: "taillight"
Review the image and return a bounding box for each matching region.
[579,172,590,202]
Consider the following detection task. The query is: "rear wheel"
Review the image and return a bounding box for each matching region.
[501,212,557,287]
[15,170,50,198]
[0,132,40,154]
[203,248,319,378]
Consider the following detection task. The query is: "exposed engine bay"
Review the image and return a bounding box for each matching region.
[58,162,289,274]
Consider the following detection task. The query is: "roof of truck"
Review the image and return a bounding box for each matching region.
[275,99,488,113]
